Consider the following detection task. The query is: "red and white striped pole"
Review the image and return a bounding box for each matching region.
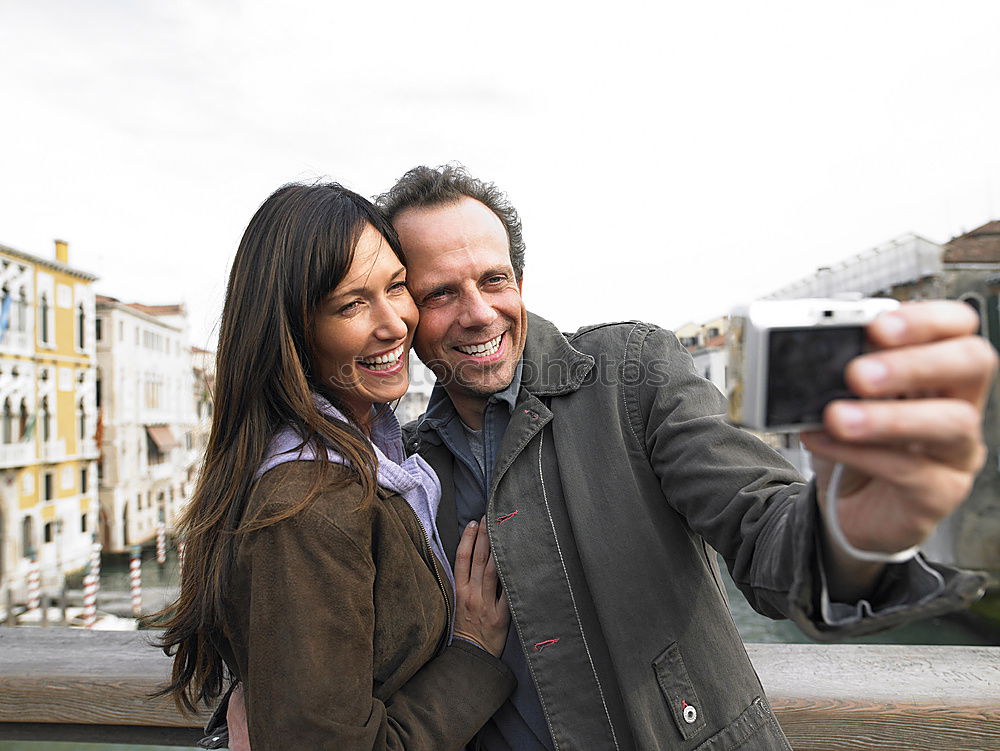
[156,522,167,565]
[90,538,102,579]
[25,551,40,611]
[82,537,101,629]
[81,572,97,628]
[176,538,185,577]
[129,545,142,617]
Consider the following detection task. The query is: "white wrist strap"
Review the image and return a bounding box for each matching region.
[824,462,920,564]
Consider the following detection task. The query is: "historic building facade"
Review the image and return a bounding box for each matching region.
[0,240,99,608]
[95,298,198,553]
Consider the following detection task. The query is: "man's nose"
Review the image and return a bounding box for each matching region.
[458,289,498,329]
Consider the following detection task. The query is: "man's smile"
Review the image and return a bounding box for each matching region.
[453,332,506,361]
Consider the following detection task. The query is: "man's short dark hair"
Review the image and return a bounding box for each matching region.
[376,163,525,280]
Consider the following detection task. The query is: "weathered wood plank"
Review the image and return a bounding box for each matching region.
[0,722,203,746]
[0,627,205,729]
[747,644,1000,750]
[1,628,998,749]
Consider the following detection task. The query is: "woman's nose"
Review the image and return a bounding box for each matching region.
[374,300,410,341]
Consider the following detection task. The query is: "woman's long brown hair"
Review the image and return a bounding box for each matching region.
[151,182,406,713]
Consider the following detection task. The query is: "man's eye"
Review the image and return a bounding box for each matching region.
[419,290,450,308]
[486,275,507,285]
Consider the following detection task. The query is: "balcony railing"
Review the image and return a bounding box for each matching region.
[41,439,66,463]
[79,438,98,458]
[148,462,176,482]
[0,329,32,353]
[0,443,35,469]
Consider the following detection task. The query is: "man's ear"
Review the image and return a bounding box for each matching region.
[517,275,524,294]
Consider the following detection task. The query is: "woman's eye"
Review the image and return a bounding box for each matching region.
[339,300,362,315]
[389,281,408,294]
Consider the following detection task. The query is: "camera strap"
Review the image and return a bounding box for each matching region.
[823,462,920,564]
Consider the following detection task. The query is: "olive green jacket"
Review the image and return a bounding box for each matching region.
[405,313,985,751]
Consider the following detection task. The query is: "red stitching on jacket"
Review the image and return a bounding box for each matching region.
[496,511,520,524]
[533,638,560,651]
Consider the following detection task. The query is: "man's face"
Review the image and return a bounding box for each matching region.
[394,197,527,416]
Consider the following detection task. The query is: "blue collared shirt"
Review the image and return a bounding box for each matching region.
[420,363,554,751]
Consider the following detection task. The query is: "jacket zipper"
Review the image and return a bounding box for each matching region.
[415,517,454,656]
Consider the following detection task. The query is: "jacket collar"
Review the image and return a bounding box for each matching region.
[520,311,595,396]
[415,311,594,440]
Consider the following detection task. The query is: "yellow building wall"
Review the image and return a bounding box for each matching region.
[32,267,94,460]
[48,270,84,359]
[56,378,77,456]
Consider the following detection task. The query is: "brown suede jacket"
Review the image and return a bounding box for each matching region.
[220,461,515,750]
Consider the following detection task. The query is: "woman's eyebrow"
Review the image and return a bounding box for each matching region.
[330,266,407,300]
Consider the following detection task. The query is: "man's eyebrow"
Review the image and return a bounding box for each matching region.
[329,266,405,299]
[481,267,513,279]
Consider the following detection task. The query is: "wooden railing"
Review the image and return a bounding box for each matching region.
[1,628,998,750]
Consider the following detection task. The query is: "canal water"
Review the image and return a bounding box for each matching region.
[4,550,996,750]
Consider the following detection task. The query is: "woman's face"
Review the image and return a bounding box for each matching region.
[313,223,418,419]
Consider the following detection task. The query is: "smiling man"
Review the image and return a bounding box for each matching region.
[375,163,997,751]
[393,195,527,429]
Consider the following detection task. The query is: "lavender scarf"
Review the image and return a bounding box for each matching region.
[255,395,455,594]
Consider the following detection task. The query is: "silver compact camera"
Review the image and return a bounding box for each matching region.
[726,296,900,432]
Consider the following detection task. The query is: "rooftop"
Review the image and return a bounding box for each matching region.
[943,220,1000,264]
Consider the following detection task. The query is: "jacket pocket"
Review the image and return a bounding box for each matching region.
[692,697,791,751]
[652,641,708,741]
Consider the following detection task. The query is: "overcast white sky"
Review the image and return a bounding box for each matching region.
[1,1,998,350]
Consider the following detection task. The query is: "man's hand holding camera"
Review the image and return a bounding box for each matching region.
[799,301,998,599]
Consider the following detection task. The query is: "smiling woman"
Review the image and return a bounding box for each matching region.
[312,223,417,419]
[148,182,514,750]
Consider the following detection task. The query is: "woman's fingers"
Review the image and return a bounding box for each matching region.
[482,545,500,601]
[454,519,479,585]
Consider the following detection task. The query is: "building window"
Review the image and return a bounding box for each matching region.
[80,466,88,494]
[96,370,102,409]
[95,317,103,342]
[2,398,11,444]
[43,472,54,501]
[18,399,28,439]
[16,288,27,333]
[44,522,54,543]
[960,294,987,337]
[39,293,50,344]
[145,377,162,409]
[41,397,51,442]
[0,286,9,342]
[77,303,86,349]
[21,516,34,556]
[81,513,88,533]
[78,398,86,440]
